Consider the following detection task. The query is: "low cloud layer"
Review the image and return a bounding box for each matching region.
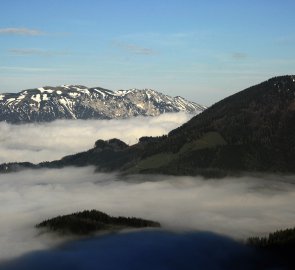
[1,112,294,264]
[0,167,294,260]
[0,113,191,163]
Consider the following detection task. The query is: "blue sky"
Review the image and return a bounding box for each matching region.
[1,0,295,104]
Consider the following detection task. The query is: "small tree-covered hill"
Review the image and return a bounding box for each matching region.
[36,209,161,235]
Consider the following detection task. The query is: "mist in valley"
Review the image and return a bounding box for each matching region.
[0,166,294,262]
[0,112,191,163]
[0,113,294,269]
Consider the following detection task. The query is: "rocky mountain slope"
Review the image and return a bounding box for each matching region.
[0,85,205,123]
[1,75,295,176]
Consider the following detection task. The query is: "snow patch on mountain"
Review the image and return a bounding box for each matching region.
[0,85,206,123]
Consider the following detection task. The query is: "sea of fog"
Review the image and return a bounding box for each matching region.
[0,167,295,263]
[0,113,294,269]
[0,112,192,163]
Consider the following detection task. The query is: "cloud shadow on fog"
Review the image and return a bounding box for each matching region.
[0,230,269,270]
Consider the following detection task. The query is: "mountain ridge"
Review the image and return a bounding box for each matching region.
[1,75,295,177]
[0,85,205,123]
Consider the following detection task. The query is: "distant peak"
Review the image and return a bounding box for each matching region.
[0,83,205,123]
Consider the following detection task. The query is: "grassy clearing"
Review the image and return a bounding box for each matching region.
[180,132,227,153]
[127,153,178,173]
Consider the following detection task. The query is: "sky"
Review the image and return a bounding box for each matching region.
[1,0,295,105]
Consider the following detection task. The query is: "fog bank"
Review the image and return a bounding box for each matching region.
[0,168,294,260]
[0,112,191,163]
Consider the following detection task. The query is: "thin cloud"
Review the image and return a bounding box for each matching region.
[9,48,70,57]
[113,41,156,55]
[118,31,211,47]
[0,66,58,72]
[275,36,295,45]
[0,27,44,36]
[231,52,248,60]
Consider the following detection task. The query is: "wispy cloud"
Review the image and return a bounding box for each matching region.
[0,27,44,36]
[0,66,57,72]
[9,48,70,57]
[118,31,212,48]
[275,36,295,46]
[113,41,156,55]
[231,52,248,60]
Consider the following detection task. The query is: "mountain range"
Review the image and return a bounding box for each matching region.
[0,85,205,123]
[1,75,295,176]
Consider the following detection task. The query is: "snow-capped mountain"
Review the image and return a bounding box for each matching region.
[0,85,206,123]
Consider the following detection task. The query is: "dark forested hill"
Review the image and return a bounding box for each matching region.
[36,209,160,235]
[136,75,295,175]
